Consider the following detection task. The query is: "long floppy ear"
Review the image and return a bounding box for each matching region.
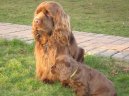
[53,8,71,45]
[54,9,71,31]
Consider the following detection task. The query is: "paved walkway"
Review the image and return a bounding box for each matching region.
[0,23,129,62]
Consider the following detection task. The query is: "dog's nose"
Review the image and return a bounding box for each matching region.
[34,18,41,25]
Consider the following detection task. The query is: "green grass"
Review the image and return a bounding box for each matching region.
[0,39,74,96]
[0,0,129,37]
[0,39,129,96]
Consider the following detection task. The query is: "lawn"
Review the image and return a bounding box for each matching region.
[0,0,129,37]
[0,39,129,96]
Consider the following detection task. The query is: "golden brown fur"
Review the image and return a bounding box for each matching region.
[51,55,117,96]
[32,1,84,82]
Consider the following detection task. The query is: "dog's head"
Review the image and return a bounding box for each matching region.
[51,55,72,81]
[51,55,79,82]
[32,1,71,44]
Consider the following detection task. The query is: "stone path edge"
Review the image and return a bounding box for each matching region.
[0,23,129,62]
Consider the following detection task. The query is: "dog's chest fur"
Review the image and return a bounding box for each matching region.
[35,39,69,81]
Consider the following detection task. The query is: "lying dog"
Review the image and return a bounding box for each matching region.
[51,55,117,96]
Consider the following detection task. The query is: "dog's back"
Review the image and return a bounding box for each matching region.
[79,64,117,96]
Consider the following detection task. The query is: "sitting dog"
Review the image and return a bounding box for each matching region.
[32,1,84,82]
[51,55,117,96]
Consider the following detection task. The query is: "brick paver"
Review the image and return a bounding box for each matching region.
[0,23,129,62]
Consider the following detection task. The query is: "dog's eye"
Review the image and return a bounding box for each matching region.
[44,10,50,17]
[65,62,70,67]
